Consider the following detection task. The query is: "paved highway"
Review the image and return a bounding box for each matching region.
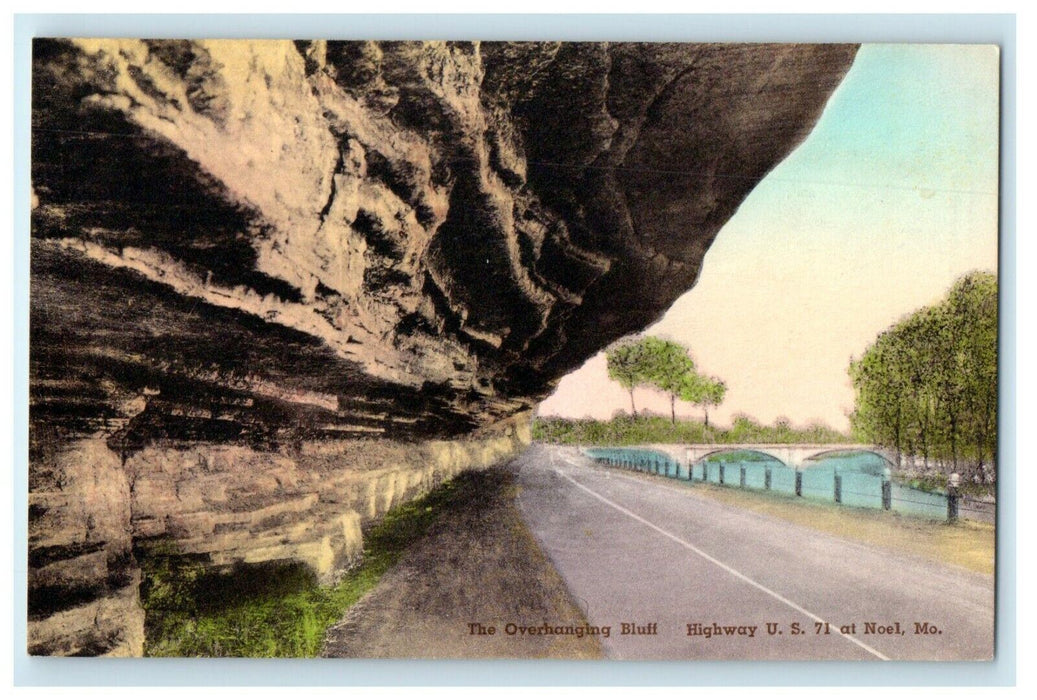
[514,445,995,661]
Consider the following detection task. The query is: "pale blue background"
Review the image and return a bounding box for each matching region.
[12,13,1016,687]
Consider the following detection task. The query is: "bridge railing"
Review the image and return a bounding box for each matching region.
[581,447,976,523]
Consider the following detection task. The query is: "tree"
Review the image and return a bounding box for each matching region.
[639,337,696,424]
[848,331,912,467]
[680,373,727,428]
[607,335,728,426]
[699,377,727,428]
[606,339,650,416]
[848,271,997,478]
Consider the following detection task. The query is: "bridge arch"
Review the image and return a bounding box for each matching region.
[682,444,895,471]
[800,448,896,474]
[692,448,792,469]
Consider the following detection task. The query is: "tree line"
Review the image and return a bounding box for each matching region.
[848,271,997,480]
[533,413,849,446]
[605,336,726,425]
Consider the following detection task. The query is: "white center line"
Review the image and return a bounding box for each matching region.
[551,453,890,661]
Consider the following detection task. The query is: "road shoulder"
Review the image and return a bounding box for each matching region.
[321,465,604,659]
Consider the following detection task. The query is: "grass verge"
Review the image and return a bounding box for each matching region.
[138,475,475,657]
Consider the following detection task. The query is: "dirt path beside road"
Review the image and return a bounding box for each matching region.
[321,465,604,659]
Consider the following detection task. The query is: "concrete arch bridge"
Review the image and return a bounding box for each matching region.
[667,444,896,472]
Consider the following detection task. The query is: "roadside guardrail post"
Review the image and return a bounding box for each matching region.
[947,472,960,522]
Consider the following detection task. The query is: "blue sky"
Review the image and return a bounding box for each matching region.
[540,44,1000,431]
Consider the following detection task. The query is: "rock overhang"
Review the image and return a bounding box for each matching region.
[30,39,859,452]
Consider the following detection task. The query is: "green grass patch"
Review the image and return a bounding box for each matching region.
[138,475,472,657]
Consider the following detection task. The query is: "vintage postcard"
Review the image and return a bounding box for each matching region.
[27,38,998,662]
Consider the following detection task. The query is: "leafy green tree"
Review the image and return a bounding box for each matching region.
[849,271,997,478]
[607,335,728,426]
[639,337,697,424]
[679,372,727,428]
[606,339,650,416]
[849,331,912,466]
[698,376,727,428]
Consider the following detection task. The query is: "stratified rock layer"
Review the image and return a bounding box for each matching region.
[32,39,857,448]
[29,39,857,655]
[28,413,532,656]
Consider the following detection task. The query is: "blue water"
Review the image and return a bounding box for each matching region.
[583,447,951,521]
[801,465,836,501]
[841,471,885,509]
[583,447,679,478]
[770,465,798,495]
[706,462,722,484]
[891,482,950,520]
[808,451,890,476]
[744,463,768,489]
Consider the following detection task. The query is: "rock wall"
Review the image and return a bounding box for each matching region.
[29,413,531,656]
[28,39,857,655]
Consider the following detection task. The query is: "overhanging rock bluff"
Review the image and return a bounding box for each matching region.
[32,40,858,447]
[28,40,857,656]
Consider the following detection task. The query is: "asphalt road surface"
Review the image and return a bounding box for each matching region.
[514,445,995,661]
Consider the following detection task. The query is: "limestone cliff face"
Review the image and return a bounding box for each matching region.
[29,413,531,656]
[29,39,857,655]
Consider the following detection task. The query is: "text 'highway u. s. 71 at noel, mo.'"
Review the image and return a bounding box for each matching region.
[467,620,944,640]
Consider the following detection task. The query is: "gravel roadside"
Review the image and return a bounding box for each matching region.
[321,464,604,659]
